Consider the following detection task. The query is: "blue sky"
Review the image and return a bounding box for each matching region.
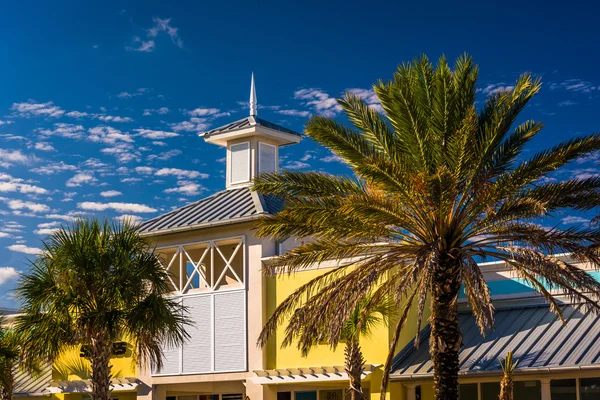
[0,0,599,308]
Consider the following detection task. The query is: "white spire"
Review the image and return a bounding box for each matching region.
[249,72,257,117]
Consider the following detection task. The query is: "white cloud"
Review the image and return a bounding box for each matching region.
[7,244,43,255]
[277,109,310,117]
[96,115,134,123]
[147,149,182,162]
[88,126,134,145]
[11,101,65,118]
[0,120,14,125]
[101,143,140,163]
[134,129,179,139]
[37,123,85,139]
[0,197,50,213]
[155,168,209,179]
[0,149,35,166]
[294,88,342,117]
[34,227,59,235]
[561,216,590,224]
[65,111,89,118]
[169,118,210,132]
[127,17,183,52]
[347,88,384,113]
[31,161,77,175]
[143,107,169,116]
[78,201,157,213]
[100,190,122,198]
[66,173,97,187]
[549,79,598,93]
[43,213,78,222]
[321,154,345,163]
[115,214,144,224]
[0,174,48,194]
[558,100,578,107]
[34,142,55,151]
[187,108,221,117]
[134,166,155,175]
[480,83,514,95]
[284,161,310,170]
[164,183,204,196]
[0,232,10,238]
[0,267,19,284]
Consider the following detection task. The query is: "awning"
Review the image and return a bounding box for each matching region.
[46,378,139,393]
[13,363,52,397]
[250,364,380,385]
[391,303,600,381]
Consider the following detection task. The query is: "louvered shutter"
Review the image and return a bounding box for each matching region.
[153,299,182,375]
[214,291,246,371]
[230,142,250,184]
[182,295,213,373]
[258,142,276,174]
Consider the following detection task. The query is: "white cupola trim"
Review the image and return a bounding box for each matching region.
[200,74,301,189]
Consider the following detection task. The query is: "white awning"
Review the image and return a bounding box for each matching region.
[46,378,139,393]
[250,364,380,385]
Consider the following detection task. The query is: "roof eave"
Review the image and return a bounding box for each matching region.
[139,213,266,237]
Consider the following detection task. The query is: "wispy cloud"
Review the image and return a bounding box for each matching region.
[66,173,97,187]
[0,173,48,194]
[480,83,515,95]
[115,214,144,224]
[549,79,598,93]
[169,118,211,133]
[78,201,157,213]
[147,149,182,162]
[0,197,49,213]
[558,100,578,107]
[143,107,169,116]
[127,17,183,52]
[164,183,205,196]
[284,161,310,170]
[347,88,384,113]
[134,129,179,139]
[155,168,209,179]
[277,109,310,117]
[100,190,122,198]
[0,149,36,167]
[37,123,85,139]
[561,216,590,224]
[294,88,341,117]
[31,161,77,175]
[11,101,65,118]
[34,142,55,151]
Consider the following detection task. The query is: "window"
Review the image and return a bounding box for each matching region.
[481,382,500,400]
[320,390,343,400]
[230,142,250,184]
[460,384,478,399]
[277,393,291,400]
[514,381,540,400]
[551,379,577,400]
[580,378,600,400]
[258,142,276,174]
[221,395,243,400]
[295,392,317,400]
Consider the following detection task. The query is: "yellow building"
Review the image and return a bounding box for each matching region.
[10,78,600,400]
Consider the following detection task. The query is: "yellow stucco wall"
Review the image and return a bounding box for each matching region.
[49,344,137,400]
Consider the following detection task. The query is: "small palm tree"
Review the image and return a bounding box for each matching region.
[341,299,393,400]
[15,219,189,400]
[253,55,600,400]
[499,352,518,400]
[0,315,19,400]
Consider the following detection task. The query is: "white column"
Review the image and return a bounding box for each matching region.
[540,379,551,400]
[405,384,417,400]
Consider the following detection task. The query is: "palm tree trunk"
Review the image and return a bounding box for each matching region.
[345,339,365,400]
[0,368,14,400]
[430,257,462,400]
[90,336,113,400]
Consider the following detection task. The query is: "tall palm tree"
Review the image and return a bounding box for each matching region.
[15,219,189,400]
[340,298,393,400]
[252,55,600,400]
[499,352,518,400]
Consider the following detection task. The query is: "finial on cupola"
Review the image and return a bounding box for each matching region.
[249,72,257,117]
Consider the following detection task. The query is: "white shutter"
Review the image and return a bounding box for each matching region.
[214,291,246,371]
[182,295,213,373]
[230,142,250,184]
[153,299,182,375]
[258,142,276,174]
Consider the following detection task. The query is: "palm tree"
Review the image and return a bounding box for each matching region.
[340,298,393,400]
[499,352,518,400]
[252,55,600,400]
[15,219,189,400]
[0,315,20,400]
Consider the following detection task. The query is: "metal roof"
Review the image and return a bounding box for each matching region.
[202,116,301,137]
[138,186,283,235]
[14,363,51,396]
[391,303,600,379]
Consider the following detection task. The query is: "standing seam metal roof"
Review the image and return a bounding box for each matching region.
[202,116,301,137]
[391,303,600,378]
[138,186,283,234]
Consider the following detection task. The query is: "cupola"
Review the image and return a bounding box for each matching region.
[201,74,301,189]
